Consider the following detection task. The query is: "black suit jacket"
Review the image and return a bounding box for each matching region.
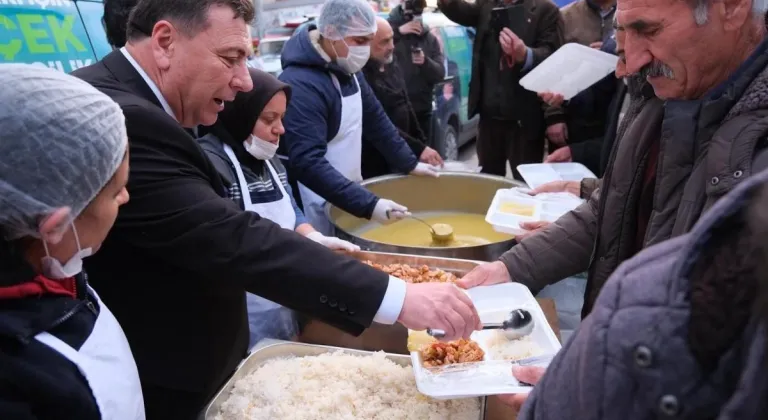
[361,60,427,179]
[570,79,628,177]
[72,51,389,402]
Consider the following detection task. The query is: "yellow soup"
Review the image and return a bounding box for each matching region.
[360,213,513,248]
[498,201,536,217]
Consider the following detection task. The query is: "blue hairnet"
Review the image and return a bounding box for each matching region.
[317,0,377,40]
[0,64,128,240]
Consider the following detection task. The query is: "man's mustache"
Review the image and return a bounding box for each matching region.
[638,61,675,80]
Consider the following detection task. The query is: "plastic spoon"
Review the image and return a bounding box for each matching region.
[426,309,535,340]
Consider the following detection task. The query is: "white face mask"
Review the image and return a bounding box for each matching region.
[336,43,371,74]
[243,135,279,160]
[41,223,93,280]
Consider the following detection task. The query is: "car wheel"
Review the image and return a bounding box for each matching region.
[440,124,459,160]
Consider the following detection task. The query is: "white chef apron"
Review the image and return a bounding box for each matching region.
[298,73,364,236]
[223,144,297,229]
[223,144,299,348]
[34,286,145,420]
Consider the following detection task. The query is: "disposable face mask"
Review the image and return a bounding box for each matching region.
[336,43,371,74]
[244,135,279,160]
[41,223,93,280]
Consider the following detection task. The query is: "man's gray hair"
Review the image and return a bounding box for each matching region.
[692,0,768,25]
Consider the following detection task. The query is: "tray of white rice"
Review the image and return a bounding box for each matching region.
[409,283,562,400]
[201,340,486,420]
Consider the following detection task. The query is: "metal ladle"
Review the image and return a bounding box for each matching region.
[426,308,535,340]
[387,210,455,243]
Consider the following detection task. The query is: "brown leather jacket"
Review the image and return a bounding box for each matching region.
[500,40,768,315]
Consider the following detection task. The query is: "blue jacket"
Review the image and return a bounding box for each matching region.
[278,24,419,219]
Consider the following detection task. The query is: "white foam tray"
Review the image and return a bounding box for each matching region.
[519,43,618,100]
[517,162,597,190]
[439,160,482,173]
[485,188,583,235]
[410,283,561,399]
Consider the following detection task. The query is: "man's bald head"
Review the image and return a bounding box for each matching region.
[376,16,392,35]
[371,16,395,64]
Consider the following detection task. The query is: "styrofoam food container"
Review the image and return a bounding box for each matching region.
[519,43,618,100]
[517,162,597,190]
[486,188,583,234]
[484,189,542,235]
[410,283,561,399]
[440,160,481,173]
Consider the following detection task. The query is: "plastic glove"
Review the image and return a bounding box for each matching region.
[371,199,409,224]
[410,162,440,178]
[306,231,360,252]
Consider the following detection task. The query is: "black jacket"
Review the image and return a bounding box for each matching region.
[388,6,446,112]
[72,51,390,412]
[569,79,626,176]
[0,262,101,420]
[361,59,427,179]
[439,0,563,121]
[570,77,656,177]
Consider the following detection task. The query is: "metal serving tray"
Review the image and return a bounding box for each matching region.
[345,250,483,276]
[298,251,483,354]
[200,339,487,420]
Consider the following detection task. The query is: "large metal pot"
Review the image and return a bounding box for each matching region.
[326,172,524,262]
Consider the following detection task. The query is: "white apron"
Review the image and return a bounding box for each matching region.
[223,145,299,349]
[298,73,364,236]
[34,286,145,420]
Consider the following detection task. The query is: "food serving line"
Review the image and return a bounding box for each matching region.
[201,169,576,420]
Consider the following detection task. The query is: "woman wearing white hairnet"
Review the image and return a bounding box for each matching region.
[0,65,142,420]
[278,0,441,235]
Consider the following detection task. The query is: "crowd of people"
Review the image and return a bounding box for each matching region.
[2,0,768,418]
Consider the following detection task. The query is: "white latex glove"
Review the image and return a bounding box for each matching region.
[371,199,409,224]
[306,232,360,252]
[410,162,440,178]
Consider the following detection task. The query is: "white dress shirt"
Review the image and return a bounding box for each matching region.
[119,47,405,325]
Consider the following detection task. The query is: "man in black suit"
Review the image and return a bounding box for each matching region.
[74,0,480,417]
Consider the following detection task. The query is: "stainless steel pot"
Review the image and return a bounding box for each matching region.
[326,173,524,262]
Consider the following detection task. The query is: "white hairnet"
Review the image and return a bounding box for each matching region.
[0,64,128,240]
[317,0,377,40]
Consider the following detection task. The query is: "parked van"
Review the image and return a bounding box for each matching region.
[375,11,476,159]
[422,12,477,159]
[0,0,110,72]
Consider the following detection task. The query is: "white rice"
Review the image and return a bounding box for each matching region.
[214,351,482,420]
[484,331,542,361]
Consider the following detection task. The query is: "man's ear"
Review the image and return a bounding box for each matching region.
[718,0,752,32]
[151,20,178,70]
[38,207,71,245]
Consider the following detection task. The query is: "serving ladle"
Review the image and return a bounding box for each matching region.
[426,308,535,340]
[387,210,455,243]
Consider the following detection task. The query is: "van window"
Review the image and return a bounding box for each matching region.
[0,0,104,72]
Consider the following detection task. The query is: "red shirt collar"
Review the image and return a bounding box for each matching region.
[0,274,77,299]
